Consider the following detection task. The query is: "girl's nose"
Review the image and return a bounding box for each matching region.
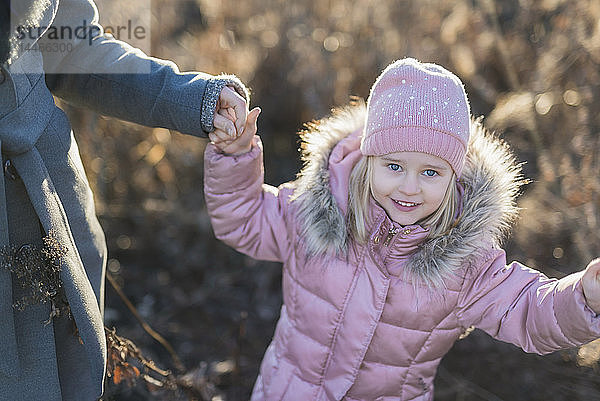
[398,174,420,195]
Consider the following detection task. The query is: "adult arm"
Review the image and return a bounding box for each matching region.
[456,249,600,354]
[42,0,248,136]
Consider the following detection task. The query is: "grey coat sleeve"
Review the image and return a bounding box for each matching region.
[42,0,248,137]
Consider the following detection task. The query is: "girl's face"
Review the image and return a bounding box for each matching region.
[371,151,453,226]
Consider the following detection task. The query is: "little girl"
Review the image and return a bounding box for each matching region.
[204,58,600,401]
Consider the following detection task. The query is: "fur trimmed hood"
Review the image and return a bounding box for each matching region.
[292,102,526,286]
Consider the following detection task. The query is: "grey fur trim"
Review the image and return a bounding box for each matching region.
[292,104,526,286]
[292,103,366,257]
[404,118,526,287]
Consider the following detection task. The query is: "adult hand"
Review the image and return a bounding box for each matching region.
[209,107,260,156]
[582,259,600,315]
[216,85,248,137]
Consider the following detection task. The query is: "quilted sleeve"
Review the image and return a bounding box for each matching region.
[456,249,600,354]
[204,137,294,263]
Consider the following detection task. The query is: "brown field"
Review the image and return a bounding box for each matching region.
[68,0,600,399]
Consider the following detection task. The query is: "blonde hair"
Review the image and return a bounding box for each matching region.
[347,156,460,244]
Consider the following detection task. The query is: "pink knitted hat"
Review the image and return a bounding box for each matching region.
[360,58,471,177]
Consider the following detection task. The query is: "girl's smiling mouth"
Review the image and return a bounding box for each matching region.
[392,199,421,210]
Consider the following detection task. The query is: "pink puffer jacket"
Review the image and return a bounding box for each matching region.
[204,105,600,401]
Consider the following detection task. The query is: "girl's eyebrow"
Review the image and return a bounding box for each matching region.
[381,156,404,163]
[423,164,448,171]
[380,157,448,171]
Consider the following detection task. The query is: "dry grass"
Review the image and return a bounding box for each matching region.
[67,0,600,399]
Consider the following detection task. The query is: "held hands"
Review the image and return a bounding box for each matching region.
[211,86,261,155]
[582,259,600,315]
[215,86,248,137]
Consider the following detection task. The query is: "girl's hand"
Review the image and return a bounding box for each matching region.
[210,107,261,155]
[582,259,600,315]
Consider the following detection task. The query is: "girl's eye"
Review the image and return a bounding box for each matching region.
[388,163,401,171]
[423,169,438,177]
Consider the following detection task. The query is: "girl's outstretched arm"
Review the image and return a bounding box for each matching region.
[456,250,600,354]
[204,110,295,263]
[582,259,600,314]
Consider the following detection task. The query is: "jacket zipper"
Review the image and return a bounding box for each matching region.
[383,227,412,247]
[383,227,398,246]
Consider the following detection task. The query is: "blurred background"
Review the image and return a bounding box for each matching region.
[64,0,600,399]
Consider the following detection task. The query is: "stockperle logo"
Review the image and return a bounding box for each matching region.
[11,0,151,74]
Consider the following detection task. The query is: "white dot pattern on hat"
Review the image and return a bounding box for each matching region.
[361,58,471,177]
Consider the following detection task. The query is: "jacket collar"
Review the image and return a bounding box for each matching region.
[3,0,57,66]
[292,102,526,287]
[366,201,430,277]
